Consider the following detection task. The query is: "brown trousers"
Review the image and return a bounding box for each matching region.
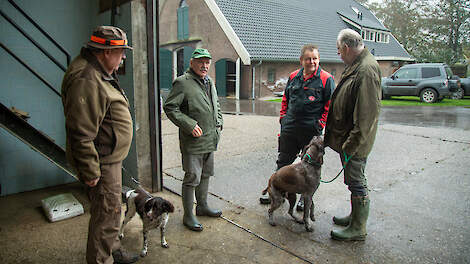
[86,162,122,264]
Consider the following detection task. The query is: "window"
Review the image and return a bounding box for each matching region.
[361,29,389,43]
[444,67,453,78]
[421,68,441,79]
[268,68,276,83]
[362,29,375,41]
[177,0,189,40]
[395,68,418,79]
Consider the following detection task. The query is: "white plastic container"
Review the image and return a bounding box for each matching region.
[41,193,84,222]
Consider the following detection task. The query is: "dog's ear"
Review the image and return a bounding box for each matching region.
[144,198,154,213]
[162,200,175,213]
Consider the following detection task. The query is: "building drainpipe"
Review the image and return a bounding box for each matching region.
[146,0,162,192]
[252,60,262,100]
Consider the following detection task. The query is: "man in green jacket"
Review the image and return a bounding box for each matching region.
[325,29,381,241]
[61,26,138,264]
[164,48,223,231]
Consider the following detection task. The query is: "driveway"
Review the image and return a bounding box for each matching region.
[161,99,470,263]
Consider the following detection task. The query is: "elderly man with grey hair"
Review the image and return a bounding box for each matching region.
[324,28,381,241]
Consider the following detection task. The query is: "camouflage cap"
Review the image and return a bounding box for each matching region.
[191,48,212,59]
[87,25,133,50]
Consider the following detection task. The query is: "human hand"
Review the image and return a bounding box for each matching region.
[192,124,203,137]
[85,178,99,187]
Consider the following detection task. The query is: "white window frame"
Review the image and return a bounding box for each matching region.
[361,28,389,43]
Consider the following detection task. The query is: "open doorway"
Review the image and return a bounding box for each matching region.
[215,59,236,97]
[176,46,194,77]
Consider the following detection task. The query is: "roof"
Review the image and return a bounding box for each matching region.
[213,0,412,63]
[401,63,449,68]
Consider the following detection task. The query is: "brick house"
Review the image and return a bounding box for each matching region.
[159,0,414,99]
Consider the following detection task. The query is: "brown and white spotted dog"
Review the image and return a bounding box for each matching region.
[119,188,174,257]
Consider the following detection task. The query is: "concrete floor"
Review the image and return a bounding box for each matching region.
[1,104,470,263]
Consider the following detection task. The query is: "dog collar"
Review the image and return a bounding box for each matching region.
[303,153,322,167]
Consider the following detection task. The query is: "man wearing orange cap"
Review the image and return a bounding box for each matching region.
[61,26,138,264]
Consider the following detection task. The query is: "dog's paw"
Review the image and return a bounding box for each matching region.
[305,225,314,232]
[161,242,169,248]
[140,250,148,257]
[118,233,124,240]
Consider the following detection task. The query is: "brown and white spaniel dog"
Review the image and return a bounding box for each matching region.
[119,188,174,257]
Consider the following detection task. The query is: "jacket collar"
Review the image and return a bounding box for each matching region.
[186,68,213,107]
[187,68,209,84]
[297,66,322,81]
[80,47,118,82]
[342,48,370,77]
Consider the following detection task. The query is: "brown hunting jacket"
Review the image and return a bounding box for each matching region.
[61,48,133,183]
[324,48,381,158]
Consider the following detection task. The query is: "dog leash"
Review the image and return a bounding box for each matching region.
[313,152,351,184]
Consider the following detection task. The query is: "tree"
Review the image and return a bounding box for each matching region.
[363,0,470,64]
[425,0,470,64]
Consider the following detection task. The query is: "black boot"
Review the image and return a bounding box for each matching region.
[112,248,139,264]
[195,177,222,217]
[296,196,304,212]
[259,193,271,204]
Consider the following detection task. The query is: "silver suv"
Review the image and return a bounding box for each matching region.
[381,63,455,103]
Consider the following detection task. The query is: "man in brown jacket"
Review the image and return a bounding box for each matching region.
[325,29,381,241]
[61,26,138,264]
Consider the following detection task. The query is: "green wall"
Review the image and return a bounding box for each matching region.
[0,0,138,195]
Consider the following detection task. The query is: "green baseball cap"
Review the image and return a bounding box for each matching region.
[191,48,212,59]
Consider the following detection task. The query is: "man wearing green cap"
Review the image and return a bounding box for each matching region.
[61,26,138,263]
[164,48,223,231]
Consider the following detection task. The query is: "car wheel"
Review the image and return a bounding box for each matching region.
[381,91,390,100]
[420,88,438,103]
[450,87,464,100]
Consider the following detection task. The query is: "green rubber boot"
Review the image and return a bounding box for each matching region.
[195,177,222,217]
[331,196,369,241]
[182,185,203,231]
[333,198,352,226]
[333,214,351,227]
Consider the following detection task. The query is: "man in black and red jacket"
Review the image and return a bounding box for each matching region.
[260,44,335,210]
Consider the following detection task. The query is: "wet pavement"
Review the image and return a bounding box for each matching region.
[1,97,469,263]
[219,97,470,130]
[160,109,470,264]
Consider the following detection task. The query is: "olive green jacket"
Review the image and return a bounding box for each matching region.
[324,48,381,158]
[163,69,223,154]
[61,48,133,183]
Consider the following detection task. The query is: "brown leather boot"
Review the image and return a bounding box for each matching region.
[112,248,139,264]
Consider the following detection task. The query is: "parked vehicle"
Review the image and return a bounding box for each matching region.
[451,77,470,99]
[381,63,456,103]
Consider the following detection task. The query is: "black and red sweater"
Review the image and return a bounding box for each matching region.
[279,66,335,134]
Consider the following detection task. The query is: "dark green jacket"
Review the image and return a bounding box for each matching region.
[324,48,381,158]
[163,69,223,154]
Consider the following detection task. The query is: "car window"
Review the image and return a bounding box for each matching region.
[394,68,418,79]
[421,67,441,78]
[444,67,453,78]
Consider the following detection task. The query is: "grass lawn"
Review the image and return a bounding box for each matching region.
[381,96,470,106]
[267,96,470,107]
